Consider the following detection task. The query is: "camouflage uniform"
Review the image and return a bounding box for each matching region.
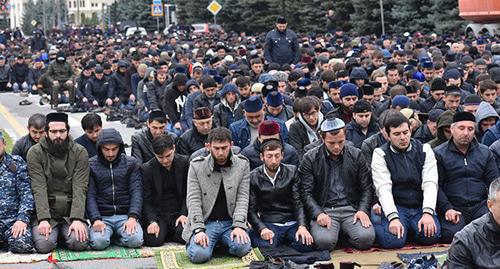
[0,153,34,253]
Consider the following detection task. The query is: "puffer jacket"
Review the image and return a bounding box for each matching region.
[11,134,35,161]
[86,128,142,223]
[299,143,373,219]
[84,76,113,103]
[482,117,500,147]
[361,132,386,167]
[475,101,499,142]
[489,139,500,170]
[434,139,498,214]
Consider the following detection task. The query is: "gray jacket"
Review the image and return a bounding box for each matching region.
[182,153,250,242]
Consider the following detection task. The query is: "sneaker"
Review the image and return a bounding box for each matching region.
[19,99,32,106]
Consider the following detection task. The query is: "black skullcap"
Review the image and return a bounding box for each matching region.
[352,100,372,113]
[453,111,476,123]
[46,112,68,124]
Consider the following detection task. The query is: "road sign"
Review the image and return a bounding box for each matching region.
[207,0,222,16]
[151,4,163,17]
[152,0,162,4]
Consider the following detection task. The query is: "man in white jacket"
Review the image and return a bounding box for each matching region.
[371,112,440,248]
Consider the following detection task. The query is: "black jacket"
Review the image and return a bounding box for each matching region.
[299,143,373,219]
[176,127,208,156]
[248,164,306,232]
[141,154,189,223]
[11,134,35,161]
[84,76,113,103]
[447,213,500,268]
[163,85,187,124]
[345,119,379,148]
[241,139,299,170]
[289,120,316,159]
[264,28,300,65]
[193,93,220,111]
[10,63,29,84]
[86,128,143,222]
[360,132,386,167]
[412,124,434,144]
[131,127,178,164]
[434,140,498,213]
[111,71,129,103]
[74,134,97,158]
[146,80,167,111]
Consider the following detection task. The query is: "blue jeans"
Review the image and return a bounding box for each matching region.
[186,220,252,264]
[373,206,441,249]
[89,215,144,250]
[249,223,313,252]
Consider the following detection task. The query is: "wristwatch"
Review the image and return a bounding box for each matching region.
[193,228,205,234]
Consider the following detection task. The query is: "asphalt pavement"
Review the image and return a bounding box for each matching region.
[0,92,138,154]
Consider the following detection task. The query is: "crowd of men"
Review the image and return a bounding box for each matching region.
[0,15,499,267]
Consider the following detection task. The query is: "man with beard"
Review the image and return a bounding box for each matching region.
[345,100,379,148]
[75,112,102,158]
[183,127,251,263]
[12,113,46,161]
[131,110,177,164]
[434,112,498,243]
[45,51,75,108]
[289,96,323,158]
[141,134,189,246]
[27,112,89,253]
[331,83,359,124]
[230,96,288,149]
[264,16,300,65]
[371,112,440,248]
[0,131,35,253]
[248,139,313,251]
[87,128,143,250]
[177,107,213,156]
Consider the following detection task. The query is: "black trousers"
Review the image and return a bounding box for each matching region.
[142,217,185,247]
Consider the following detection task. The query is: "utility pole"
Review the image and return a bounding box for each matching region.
[379,0,385,36]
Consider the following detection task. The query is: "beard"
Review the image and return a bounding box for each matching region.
[47,137,70,157]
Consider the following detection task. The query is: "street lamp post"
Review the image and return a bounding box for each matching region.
[379,0,385,36]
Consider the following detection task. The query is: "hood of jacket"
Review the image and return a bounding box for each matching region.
[436,110,455,141]
[96,128,125,164]
[476,101,499,128]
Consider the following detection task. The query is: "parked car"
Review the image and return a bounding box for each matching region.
[125,27,147,37]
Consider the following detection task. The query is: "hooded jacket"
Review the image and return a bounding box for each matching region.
[475,101,499,142]
[86,128,142,223]
[482,115,500,146]
[428,110,455,149]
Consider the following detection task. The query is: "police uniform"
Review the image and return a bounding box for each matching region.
[0,153,34,253]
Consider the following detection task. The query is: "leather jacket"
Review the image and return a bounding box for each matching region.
[298,143,373,219]
[248,164,306,232]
